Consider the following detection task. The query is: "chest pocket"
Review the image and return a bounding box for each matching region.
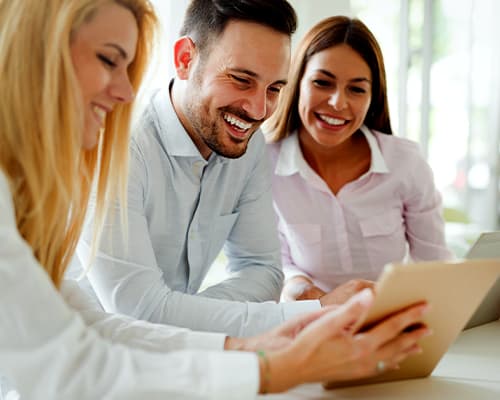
[358,209,407,269]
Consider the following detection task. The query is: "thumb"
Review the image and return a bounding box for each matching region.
[299,288,374,344]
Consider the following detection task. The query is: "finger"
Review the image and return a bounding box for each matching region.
[300,288,374,343]
[276,305,339,336]
[366,305,430,351]
[378,326,431,365]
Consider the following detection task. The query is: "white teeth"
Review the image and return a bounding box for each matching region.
[92,105,107,122]
[318,114,346,126]
[223,113,252,131]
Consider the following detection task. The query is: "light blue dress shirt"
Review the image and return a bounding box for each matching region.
[77,87,319,337]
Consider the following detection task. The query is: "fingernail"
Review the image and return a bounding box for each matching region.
[421,304,432,315]
[423,328,433,337]
[356,288,374,307]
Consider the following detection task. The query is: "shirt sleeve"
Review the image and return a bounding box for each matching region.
[76,141,306,337]
[0,174,259,400]
[404,148,455,261]
[60,279,227,352]
[200,138,285,302]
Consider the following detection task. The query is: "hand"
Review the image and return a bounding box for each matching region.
[282,276,326,301]
[258,290,432,393]
[224,306,338,352]
[320,279,375,306]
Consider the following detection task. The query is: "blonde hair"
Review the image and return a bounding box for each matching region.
[0,0,156,287]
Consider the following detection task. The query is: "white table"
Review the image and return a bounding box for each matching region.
[260,320,500,399]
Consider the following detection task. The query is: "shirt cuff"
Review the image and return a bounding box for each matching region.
[282,266,312,282]
[282,300,321,321]
[210,352,259,400]
[183,331,227,351]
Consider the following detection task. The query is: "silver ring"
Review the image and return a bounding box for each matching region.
[376,360,386,373]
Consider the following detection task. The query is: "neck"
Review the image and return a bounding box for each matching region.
[298,128,371,195]
[170,80,212,160]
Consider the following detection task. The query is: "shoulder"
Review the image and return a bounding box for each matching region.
[131,103,160,154]
[372,130,426,167]
[0,171,18,232]
[0,171,12,208]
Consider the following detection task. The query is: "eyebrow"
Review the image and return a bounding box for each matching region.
[230,68,288,86]
[104,43,129,60]
[316,68,371,84]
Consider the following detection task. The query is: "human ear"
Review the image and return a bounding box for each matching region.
[173,36,196,80]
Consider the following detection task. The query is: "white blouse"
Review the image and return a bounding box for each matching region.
[0,171,258,399]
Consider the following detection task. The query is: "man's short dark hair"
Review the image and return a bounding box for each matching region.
[180,0,297,53]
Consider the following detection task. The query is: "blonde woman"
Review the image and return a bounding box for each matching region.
[0,1,431,398]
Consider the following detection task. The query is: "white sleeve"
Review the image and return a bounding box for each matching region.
[61,279,227,352]
[0,174,259,400]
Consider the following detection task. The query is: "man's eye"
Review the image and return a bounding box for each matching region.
[230,75,250,85]
[98,54,117,68]
[268,86,282,94]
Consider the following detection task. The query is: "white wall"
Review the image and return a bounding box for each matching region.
[288,0,352,47]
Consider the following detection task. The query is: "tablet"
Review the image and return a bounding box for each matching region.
[464,232,500,329]
[325,259,500,388]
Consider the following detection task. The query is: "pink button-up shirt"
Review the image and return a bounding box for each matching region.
[268,125,454,292]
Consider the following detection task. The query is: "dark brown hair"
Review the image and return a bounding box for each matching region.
[180,0,297,56]
[265,15,392,142]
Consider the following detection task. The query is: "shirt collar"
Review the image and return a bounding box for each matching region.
[274,124,389,176]
[360,125,389,174]
[151,80,228,164]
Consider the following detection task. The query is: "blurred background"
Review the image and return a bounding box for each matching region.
[143,0,500,265]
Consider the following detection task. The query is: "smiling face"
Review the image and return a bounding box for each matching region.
[70,2,138,150]
[176,20,290,159]
[298,43,372,151]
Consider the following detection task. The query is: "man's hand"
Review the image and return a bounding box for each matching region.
[320,279,375,306]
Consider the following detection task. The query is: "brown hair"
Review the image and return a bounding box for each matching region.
[264,15,392,142]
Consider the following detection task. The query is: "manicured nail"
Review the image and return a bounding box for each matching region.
[421,304,432,315]
[356,288,374,307]
[423,328,433,337]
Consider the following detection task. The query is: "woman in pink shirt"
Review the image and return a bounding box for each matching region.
[264,16,453,302]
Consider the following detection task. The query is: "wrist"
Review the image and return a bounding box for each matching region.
[257,349,301,394]
[224,336,247,351]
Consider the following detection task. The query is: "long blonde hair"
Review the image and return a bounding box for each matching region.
[0,0,156,287]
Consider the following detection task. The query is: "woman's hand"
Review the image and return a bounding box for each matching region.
[255,289,431,393]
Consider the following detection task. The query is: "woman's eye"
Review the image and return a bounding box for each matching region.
[350,86,367,94]
[98,54,117,68]
[312,79,330,87]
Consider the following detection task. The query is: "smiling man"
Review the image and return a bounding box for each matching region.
[76,0,327,337]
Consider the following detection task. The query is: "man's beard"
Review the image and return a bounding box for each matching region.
[187,103,260,159]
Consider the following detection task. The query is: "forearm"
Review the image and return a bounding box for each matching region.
[199,264,283,302]
[62,280,227,352]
